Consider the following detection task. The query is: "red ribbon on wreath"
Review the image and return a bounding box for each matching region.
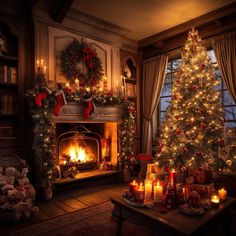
[83,95,96,119]
[83,47,97,69]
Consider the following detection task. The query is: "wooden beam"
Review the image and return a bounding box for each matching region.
[52,0,74,23]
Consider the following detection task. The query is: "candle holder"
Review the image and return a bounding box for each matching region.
[210,194,220,208]
[134,183,145,203]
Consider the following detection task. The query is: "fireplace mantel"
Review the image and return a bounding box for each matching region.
[52,102,124,123]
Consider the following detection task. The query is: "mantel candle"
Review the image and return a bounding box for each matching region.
[144,179,153,201]
[153,181,163,203]
[218,188,227,201]
[129,180,138,194]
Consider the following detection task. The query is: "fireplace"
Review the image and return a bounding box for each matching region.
[51,103,124,184]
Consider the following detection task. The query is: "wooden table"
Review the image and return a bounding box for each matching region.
[111,196,236,236]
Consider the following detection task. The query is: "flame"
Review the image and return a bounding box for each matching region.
[69,145,87,162]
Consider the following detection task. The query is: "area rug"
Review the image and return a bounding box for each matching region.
[10,201,148,236]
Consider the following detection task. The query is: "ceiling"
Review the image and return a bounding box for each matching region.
[72,0,236,41]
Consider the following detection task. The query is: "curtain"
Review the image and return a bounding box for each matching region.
[211,31,236,102]
[142,54,168,156]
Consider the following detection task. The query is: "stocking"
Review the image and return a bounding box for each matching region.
[35,92,48,107]
[83,96,95,119]
[53,90,67,116]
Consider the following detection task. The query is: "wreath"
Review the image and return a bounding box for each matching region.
[60,39,103,87]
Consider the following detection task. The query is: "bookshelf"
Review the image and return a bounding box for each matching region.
[0,21,22,148]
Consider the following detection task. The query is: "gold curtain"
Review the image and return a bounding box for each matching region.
[212,31,236,102]
[142,54,168,156]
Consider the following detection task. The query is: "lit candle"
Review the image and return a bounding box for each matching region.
[218,188,227,201]
[170,169,176,188]
[123,77,126,94]
[75,78,80,90]
[144,179,153,202]
[116,80,119,94]
[135,183,144,203]
[43,66,47,74]
[36,60,39,68]
[65,83,70,88]
[211,194,220,208]
[103,76,108,92]
[40,59,44,67]
[129,180,138,194]
[153,181,163,203]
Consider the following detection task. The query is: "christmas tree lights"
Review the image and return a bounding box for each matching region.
[155,28,235,171]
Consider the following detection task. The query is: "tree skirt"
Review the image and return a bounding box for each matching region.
[10,201,148,236]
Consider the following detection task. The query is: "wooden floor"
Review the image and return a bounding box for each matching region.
[1,182,128,235]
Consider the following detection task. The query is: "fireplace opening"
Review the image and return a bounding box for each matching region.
[58,131,100,171]
[54,122,119,182]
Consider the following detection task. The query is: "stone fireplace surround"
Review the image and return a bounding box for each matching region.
[52,102,124,185]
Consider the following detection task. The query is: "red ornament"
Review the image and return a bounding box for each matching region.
[192,85,198,90]
[218,139,224,145]
[200,123,206,129]
[201,64,205,68]
[175,129,182,135]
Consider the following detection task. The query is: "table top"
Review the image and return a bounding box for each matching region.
[111,196,236,236]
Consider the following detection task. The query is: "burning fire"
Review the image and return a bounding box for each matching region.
[69,146,87,162]
[60,143,94,165]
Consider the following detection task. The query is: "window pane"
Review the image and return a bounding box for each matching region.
[161,84,171,97]
[160,112,166,124]
[165,73,171,83]
[172,59,181,70]
[215,76,222,90]
[160,97,171,111]
[226,122,236,128]
[208,50,216,63]
[224,106,236,120]
[223,91,236,106]
[166,62,172,73]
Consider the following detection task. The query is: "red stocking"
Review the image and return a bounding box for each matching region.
[83,97,95,119]
[35,92,48,107]
[53,90,67,116]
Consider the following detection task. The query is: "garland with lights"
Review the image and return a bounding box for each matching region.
[155,28,235,172]
[60,39,103,87]
[26,74,136,187]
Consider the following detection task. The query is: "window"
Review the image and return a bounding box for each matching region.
[157,50,236,129]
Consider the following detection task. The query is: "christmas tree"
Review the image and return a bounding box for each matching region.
[155,28,234,171]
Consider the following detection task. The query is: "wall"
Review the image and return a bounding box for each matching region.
[32,3,138,92]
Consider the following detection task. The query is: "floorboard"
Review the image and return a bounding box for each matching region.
[0,182,127,235]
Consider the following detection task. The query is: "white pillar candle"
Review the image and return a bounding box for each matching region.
[144,179,153,202]
[153,181,163,203]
